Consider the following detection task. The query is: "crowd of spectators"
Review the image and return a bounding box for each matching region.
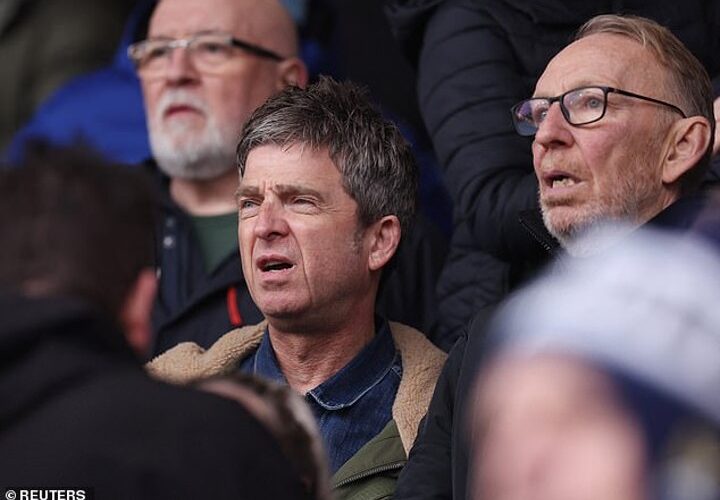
[1,1,719,499]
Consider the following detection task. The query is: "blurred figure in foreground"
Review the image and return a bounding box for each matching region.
[0,145,309,499]
[199,373,333,500]
[470,228,720,500]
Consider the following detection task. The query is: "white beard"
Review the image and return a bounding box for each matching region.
[148,89,238,180]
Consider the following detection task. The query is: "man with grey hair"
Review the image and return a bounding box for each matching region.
[128,0,309,354]
[396,13,716,500]
[149,77,447,499]
[513,14,715,254]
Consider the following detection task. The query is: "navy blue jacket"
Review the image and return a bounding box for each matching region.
[151,178,263,356]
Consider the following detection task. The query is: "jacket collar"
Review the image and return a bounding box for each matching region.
[248,319,398,410]
[646,193,710,232]
[148,320,448,454]
[518,193,711,257]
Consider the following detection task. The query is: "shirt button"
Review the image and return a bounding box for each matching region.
[163,235,175,249]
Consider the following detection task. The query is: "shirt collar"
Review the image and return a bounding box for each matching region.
[251,318,398,410]
[250,329,287,383]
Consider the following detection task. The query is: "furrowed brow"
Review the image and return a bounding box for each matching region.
[236,185,261,199]
[274,184,325,200]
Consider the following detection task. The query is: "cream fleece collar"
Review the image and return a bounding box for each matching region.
[147,321,446,453]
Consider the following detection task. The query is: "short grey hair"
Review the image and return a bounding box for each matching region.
[236,76,418,236]
[576,14,714,193]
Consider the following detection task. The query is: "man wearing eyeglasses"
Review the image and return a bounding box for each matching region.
[510,18,713,255]
[395,14,716,500]
[128,0,308,355]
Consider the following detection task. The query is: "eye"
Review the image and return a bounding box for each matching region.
[145,44,171,61]
[293,197,314,205]
[195,39,233,60]
[238,198,260,218]
[566,90,605,111]
[289,196,319,213]
[531,105,549,124]
[581,95,603,109]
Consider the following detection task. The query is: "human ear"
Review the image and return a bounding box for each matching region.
[662,116,712,184]
[119,268,158,358]
[276,57,309,90]
[367,216,401,271]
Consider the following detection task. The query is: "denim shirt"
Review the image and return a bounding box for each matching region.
[238,318,402,473]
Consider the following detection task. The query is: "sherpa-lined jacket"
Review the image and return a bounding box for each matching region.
[148,320,447,499]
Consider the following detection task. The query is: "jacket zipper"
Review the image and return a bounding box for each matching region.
[334,460,405,488]
[519,216,556,254]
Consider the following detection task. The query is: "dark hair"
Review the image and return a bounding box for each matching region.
[236,76,418,236]
[576,15,715,193]
[0,143,156,316]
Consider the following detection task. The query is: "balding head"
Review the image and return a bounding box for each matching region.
[229,0,299,57]
[149,0,298,56]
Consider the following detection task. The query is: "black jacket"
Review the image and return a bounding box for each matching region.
[0,293,308,499]
[394,194,718,500]
[385,0,720,349]
[151,181,263,355]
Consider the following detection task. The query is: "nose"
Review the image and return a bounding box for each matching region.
[533,102,573,150]
[164,46,200,84]
[253,199,289,241]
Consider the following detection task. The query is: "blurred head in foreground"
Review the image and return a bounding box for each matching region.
[199,373,332,500]
[470,228,720,500]
[0,143,157,356]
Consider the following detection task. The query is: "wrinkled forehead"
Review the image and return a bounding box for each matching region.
[534,33,665,98]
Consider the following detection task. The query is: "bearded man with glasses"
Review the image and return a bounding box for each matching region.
[395,14,717,500]
[128,0,308,355]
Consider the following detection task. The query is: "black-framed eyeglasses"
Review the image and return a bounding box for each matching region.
[127,32,284,79]
[510,86,687,137]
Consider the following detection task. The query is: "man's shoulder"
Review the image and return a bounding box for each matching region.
[58,370,307,498]
[147,321,266,384]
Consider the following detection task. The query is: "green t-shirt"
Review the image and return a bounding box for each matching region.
[190,212,238,272]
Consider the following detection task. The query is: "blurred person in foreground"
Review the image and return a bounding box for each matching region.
[0,145,309,499]
[397,14,716,499]
[149,77,447,499]
[199,373,333,500]
[470,227,720,500]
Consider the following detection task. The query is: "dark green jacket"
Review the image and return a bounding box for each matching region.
[333,420,407,500]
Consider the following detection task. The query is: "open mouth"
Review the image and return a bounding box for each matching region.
[263,261,293,272]
[545,172,580,189]
[257,257,295,273]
